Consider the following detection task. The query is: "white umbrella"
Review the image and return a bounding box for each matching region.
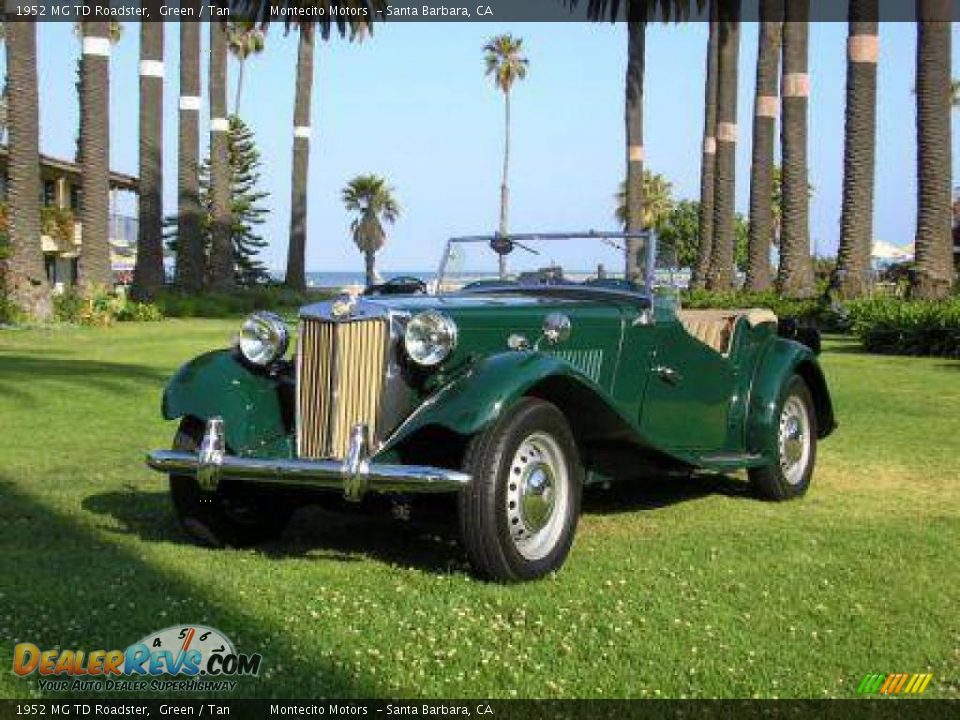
[871,240,913,262]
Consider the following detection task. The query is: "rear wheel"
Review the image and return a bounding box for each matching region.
[459,398,583,582]
[169,418,294,547]
[749,375,818,501]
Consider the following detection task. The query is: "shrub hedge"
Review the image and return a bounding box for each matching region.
[153,286,333,319]
[846,296,960,358]
[681,289,835,328]
[53,286,164,326]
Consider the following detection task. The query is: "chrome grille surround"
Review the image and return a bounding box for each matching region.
[296,300,410,460]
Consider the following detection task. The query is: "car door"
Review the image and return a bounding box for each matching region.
[638,311,737,452]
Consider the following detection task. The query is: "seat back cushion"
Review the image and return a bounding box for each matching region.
[676,308,778,355]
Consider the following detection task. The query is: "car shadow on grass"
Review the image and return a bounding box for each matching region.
[83,471,751,576]
[0,478,377,698]
[0,354,171,401]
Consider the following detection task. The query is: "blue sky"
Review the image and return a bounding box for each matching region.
[16,20,960,273]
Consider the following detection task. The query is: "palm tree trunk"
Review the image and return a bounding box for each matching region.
[624,20,646,284]
[4,20,51,321]
[706,1,740,291]
[834,0,879,299]
[175,20,203,292]
[131,22,165,301]
[285,26,314,291]
[365,249,376,288]
[497,89,510,279]
[692,8,719,290]
[234,60,245,117]
[78,18,113,289]
[777,1,814,298]
[208,21,234,291]
[745,0,783,292]
[912,0,954,299]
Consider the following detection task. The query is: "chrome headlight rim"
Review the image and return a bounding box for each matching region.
[238,311,290,368]
[404,310,458,367]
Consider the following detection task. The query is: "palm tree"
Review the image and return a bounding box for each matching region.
[483,34,528,279]
[342,175,400,287]
[691,8,719,290]
[131,22,165,300]
[744,0,783,292]
[564,0,702,282]
[175,20,203,292]
[77,18,113,288]
[227,21,265,116]
[777,0,814,298]
[72,21,121,166]
[208,21,234,292]
[833,0,878,299]
[285,25,314,291]
[4,20,51,320]
[615,171,674,231]
[912,0,954,299]
[705,0,741,291]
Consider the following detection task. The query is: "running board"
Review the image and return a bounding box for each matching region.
[696,452,769,471]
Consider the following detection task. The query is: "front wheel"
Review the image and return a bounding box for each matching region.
[169,418,294,547]
[749,375,818,501]
[459,398,583,582]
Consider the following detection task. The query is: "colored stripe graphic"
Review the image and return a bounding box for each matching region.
[858,673,933,695]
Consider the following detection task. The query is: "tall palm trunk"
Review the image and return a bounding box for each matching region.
[745,0,783,292]
[78,18,113,288]
[131,22,165,300]
[777,1,814,298]
[692,9,719,290]
[834,0,879,299]
[4,20,51,321]
[497,88,511,278]
[208,21,234,291]
[175,20,203,291]
[285,26,315,291]
[365,250,376,288]
[624,20,646,283]
[706,0,740,291]
[912,0,954,299]
[234,60,245,116]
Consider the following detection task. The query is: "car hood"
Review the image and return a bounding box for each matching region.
[300,291,636,320]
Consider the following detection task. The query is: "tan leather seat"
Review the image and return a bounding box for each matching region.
[676,308,778,355]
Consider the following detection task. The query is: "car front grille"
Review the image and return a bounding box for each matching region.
[297,317,389,459]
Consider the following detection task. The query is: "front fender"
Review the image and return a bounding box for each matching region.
[379,352,612,454]
[162,350,292,456]
[746,339,836,457]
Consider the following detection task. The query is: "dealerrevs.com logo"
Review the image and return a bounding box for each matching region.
[12,625,261,693]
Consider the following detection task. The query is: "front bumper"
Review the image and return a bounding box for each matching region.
[146,417,471,501]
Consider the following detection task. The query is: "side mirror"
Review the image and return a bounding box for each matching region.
[542,313,572,344]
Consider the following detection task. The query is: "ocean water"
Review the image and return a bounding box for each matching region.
[269,271,435,290]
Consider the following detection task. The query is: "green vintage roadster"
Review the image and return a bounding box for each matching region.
[147,232,835,582]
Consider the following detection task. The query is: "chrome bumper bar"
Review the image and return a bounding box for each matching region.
[146,417,471,502]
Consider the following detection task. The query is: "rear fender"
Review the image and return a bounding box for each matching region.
[161,350,292,456]
[746,339,836,457]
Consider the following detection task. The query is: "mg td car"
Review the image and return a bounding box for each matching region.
[147,231,835,582]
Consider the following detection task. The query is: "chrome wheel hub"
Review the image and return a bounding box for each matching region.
[506,432,569,561]
[779,395,811,486]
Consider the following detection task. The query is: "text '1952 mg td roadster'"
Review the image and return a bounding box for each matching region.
[147,232,835,582]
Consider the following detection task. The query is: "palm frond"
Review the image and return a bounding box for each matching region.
[229,0,386,39]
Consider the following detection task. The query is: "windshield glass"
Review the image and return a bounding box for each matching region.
[437,233,663,295]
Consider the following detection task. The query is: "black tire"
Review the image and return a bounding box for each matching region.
[459,398,583,582]
[169,418,294,547]
[749,375,818,501]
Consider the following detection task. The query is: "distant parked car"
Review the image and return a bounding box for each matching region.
[147,231,836,582]
[363,276,427,296]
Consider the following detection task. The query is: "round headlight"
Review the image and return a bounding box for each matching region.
[404,311,458,367]
[238,311,289,367]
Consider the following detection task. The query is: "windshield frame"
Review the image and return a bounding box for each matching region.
[435,231,657,297]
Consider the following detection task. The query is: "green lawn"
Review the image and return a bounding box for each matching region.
[1,321,958,699]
